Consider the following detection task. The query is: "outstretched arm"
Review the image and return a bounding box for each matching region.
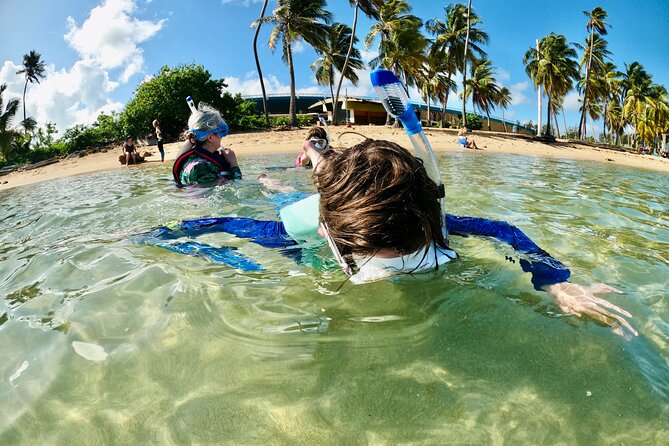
[445,214,637,337]
[445,214,570,290]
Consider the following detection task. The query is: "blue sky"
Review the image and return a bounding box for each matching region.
[1,0,667,135]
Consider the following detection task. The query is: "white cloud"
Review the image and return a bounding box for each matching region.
[1,0,164,133]
[562,91,582,111]
[509,81,532,106]
[65,0,164,74]
[223,72,323,96]
[497,68,511,83]
[292,40,305,54]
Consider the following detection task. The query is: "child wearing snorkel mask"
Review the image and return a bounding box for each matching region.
[294,126,333,168]
[144,137,636,338]
[172,103,242,187]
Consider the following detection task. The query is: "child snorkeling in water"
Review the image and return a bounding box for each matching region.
[142,137,636,338]
[294,126,332,168]
[172,103,242,187]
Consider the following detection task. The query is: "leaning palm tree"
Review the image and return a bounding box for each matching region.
[575,34,611,138]
[523,33,579,138]
[16,50,46,122]
[578,7,609,139]
[311,23,363,120]
[255,0,332,127]
[0,84,21,161]
[426,3,488,127]
[464,58,501,131]
[496,87,512,132]
[252,0,271,126]
[332,0,380,124]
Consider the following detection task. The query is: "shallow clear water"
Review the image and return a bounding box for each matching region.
[1,152,668,444]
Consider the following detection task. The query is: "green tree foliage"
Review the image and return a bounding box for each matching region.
[123,64,233,139]
[0,83,21,161]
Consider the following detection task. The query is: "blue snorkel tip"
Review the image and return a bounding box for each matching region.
[370,69,422,135]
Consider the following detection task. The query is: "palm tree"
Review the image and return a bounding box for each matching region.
[523,33,579,138]
[621,62,653,145]
[598,62,621,141]
[575,34,611,138]
[311,23,363,120]
[255,0,332,127]
[365,0,421,52]
[461,0,473,125]
[366,2,426,124]
[369,23,428,94]
[16,50,46,122]
[332,0,380,124]
[418,52,449,125]
[464,58,501,131]
[0,84,21,161]
[496,87,512,132]
[578,7,609,139]
[252,0,271,127]
[426,3,488,127]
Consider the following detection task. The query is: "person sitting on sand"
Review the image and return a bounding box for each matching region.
[294,126,331,168]
[122,136,138,166]
[172,103,241,187]
[153,119,164,162]
[142,138,636,338]
[458,127,480,150]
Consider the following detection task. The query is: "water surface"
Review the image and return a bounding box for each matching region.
[1,152,668,444]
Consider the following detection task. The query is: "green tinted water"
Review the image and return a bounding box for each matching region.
[1,153,668,444]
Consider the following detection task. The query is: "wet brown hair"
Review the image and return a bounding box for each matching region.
[306,126,328,141]
[313,139,447,258]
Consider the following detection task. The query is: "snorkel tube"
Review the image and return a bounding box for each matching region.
[186,95,197,113]
[370,70,445,215]
[317,114,330,142]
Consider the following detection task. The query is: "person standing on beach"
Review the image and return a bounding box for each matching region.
[122,136,138,166]
[153,119,164,162]
[172,104,241,187]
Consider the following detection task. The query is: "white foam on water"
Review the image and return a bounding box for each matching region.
[72,341,108,362]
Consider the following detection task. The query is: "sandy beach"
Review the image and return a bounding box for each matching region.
[1,126,668,191]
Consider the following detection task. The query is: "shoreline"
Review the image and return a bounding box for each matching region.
[2,127,668,191]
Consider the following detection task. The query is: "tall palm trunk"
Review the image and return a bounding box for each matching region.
[501,109,508,132]
[486,112,491,131]
[333,1,359,125]
[561,107,568,137]
[441,72,453,127]
[553,110,560,138]
[545,93,552,137]
[287,43,297,127]
[578,28,595,139]
[22,79,28,122]
[253,0,270,127]
[461,0,472,126]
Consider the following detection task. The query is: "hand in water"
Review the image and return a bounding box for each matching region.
[543,282,638,338]
[219,147,238,166]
